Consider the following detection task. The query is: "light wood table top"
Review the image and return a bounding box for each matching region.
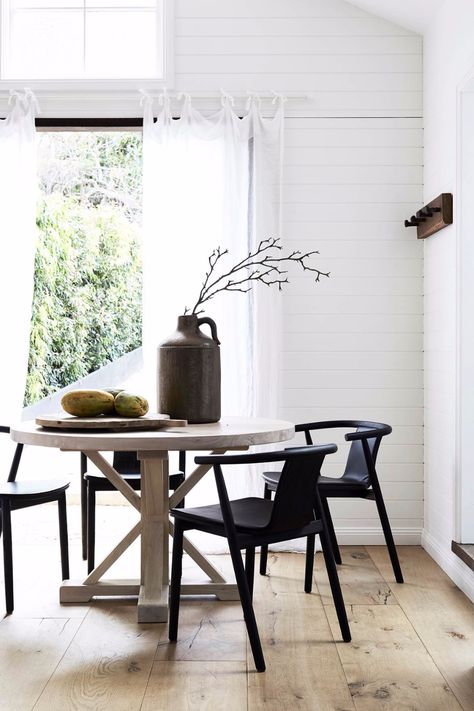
[11,416,295,452]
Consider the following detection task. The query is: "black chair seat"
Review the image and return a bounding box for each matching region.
[85,471,184,490]
[173,497,274,532]
[0,479,69,498]
[0,426,70,614]
[262,470,370,497]
[84,471,142,491]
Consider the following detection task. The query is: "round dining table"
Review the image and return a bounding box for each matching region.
[11,416,294,623]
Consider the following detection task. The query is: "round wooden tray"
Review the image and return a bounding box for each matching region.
[36,413,188,432]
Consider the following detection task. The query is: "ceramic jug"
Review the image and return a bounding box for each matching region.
[158,314,221,423]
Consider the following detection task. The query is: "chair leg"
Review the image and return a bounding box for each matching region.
[228,537,265,672]
[173,472,185,509]
[304,533,315,593]
[169,519,184,642]
[320,495,342,565]
[245,547,256,598]
[81,472,87,561]
[1,499,14,615]
[58,492,70,580]
[319,525,351,642]
[87,484,96,574]
[259,484,273,576]
[371,485,404,583]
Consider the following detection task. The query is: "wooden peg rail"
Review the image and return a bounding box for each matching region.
[404,193,453,239]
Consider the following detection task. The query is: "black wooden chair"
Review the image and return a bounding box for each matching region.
[0,426,70,614]
[169,445,351,673]
[259,420,403,586]
[82,450,186,573]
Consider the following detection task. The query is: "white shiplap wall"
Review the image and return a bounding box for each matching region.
[176,0,423,544]
[422,0,474,600]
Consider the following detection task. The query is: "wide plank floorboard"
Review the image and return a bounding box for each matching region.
[314,545,396,606]
[248,590,355,711]
[141,661,247,711]
[32,603,162,711]
[0,617,82,711]
[368,545,474,711]
[325,603,463,711]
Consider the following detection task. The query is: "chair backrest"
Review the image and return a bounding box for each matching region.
[269,447,331,532]
[195,444,337,534]
[81,450,187,477]
[112,451,186,475]
[112,451,140,474]
[297,420,390,488]
[342,432,380,486]
[0,425,24,483]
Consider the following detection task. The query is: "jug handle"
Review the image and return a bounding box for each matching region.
[197,317,220,345]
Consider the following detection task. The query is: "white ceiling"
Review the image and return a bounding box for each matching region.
[348,0,444,34]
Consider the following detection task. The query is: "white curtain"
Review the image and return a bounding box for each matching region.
[142,93,285,529]
[142,93,284,421]
[0,91,38,423]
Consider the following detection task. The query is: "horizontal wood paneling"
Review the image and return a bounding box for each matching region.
[176,18,416,37]
[176,35,422,56]
[177,0,377,19]
[282,165,423,184]
[283,222,416,240]
[282,351,423,371]
[291,258,422,277]
[283,184,422,203]
[283,294,422,315]
[284,314,422,334]
[288,240,422,259]
[285,146,423,166]
[285,277,422,296]
[285,127,423,147]
[282,369,423,389]
[176,54,422,75]
[330,500,423,518]
[282,202,420,221]
[282,388,423,408]
[282,333,422,353]
[281,407,423,426]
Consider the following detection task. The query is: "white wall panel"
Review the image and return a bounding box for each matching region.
[284,294,423,314]
[176,35,422,56]
[285,146,423,166]
[283,370,423,389]
[422,0,474,599]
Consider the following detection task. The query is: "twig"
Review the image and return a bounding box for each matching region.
[188,238,329,314]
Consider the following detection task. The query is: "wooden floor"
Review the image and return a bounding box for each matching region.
[1,505,473,711]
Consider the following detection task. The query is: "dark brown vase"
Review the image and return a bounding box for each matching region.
[158,315,221,423]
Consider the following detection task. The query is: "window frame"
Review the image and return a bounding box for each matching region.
[0,0,174,91]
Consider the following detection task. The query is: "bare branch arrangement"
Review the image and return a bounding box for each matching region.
[184,237,330,315]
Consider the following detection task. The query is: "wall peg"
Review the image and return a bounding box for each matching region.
[404,193,453,239]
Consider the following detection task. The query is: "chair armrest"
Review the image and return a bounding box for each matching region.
[195,444,337,467]
[295,420,391,441]
[345,425,391,441]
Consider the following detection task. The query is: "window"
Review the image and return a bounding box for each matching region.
[25,129,143,405]
[0,0,171,82]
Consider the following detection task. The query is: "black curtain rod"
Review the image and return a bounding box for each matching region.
[35,118,143,128]
[31,115,421,128]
